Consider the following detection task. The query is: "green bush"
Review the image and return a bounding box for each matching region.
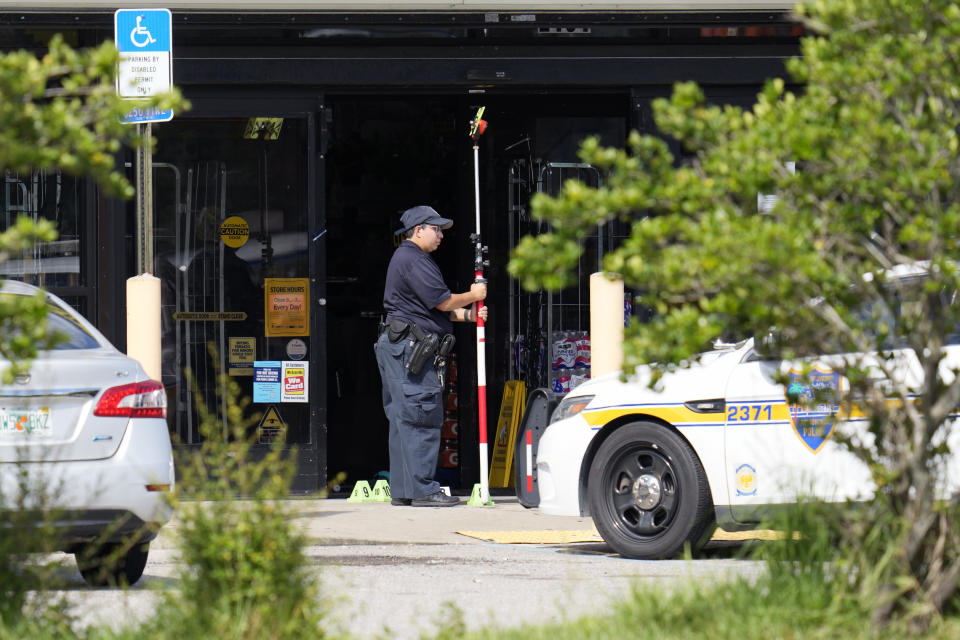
[0,464,75,633]
[132,354,329,639]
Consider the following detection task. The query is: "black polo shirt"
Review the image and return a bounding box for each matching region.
[383,240,453,335]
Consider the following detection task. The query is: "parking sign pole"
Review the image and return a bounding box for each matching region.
[116,9,170,381]
[135,123,154,274]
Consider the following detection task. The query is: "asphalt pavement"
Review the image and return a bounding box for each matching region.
[60,496,764,638]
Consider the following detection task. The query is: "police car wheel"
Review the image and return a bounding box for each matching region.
[588,421,714,559]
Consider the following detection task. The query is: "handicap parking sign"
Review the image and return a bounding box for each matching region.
[114,8,174,122]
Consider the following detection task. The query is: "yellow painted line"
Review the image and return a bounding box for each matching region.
[457,529,602,544]
[711,529,789,541]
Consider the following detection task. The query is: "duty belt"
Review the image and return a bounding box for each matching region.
[382,319,455,375]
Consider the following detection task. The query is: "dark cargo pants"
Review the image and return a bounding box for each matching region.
[374,332,444,500]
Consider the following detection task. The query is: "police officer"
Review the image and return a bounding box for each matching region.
[375,205,487,507]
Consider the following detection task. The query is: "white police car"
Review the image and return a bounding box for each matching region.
[535,336,960,559]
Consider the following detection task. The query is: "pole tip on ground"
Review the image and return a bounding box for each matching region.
[467,483,494,506]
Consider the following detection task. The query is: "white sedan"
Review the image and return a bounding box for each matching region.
[536,337,960,559]
[0,281,174,586]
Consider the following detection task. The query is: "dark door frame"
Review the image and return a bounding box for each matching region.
[309,94,328,493]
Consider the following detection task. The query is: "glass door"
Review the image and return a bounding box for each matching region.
[144,110,320,487]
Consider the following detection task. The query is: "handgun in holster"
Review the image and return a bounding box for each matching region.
[406,324,439,375]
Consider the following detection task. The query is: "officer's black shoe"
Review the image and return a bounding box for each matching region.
[411,491,460,507]
[391,498,412,506]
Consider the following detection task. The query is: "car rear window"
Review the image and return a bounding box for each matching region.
[47,304,101,350]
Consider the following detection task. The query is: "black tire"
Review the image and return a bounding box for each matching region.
[77,542,149,587]
[588,421,715,559]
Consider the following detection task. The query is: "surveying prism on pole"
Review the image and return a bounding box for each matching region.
[467,106,493,506]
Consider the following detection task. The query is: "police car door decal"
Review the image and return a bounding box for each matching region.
[724,356,872,514]
[785,366,841,453]
[723,358,794,510]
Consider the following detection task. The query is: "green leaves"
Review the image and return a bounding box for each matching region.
[511,0,960,371]
[508,0,960,627]
[0,35,188,197]
[508,232,582,291]
[0,35,187,386]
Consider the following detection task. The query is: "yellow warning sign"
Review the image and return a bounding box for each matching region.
[258,405,286,444]
[219,216,250,248]
[488,380,526,488]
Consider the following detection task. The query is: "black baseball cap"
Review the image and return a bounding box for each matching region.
[397,206,453,234]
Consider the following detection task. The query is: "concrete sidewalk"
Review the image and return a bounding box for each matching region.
[284,495,598,546]
[151,494,597,551]
[154,494,775,549]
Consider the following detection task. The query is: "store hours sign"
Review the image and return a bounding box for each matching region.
[114,8,174,123]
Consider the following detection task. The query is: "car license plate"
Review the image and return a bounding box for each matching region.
[0,407,52,436]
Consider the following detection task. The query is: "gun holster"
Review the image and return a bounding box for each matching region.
[406,324,439,375]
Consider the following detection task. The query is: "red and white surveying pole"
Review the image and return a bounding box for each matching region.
[468,106,491,505]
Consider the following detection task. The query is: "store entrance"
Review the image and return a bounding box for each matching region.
[324,96,462,491]
[323,93,628,493]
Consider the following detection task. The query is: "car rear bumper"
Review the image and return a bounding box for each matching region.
[0,508,161,549]
[55,509,159,543]
[0,418,174,528]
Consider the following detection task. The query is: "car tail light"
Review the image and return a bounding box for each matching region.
[94,380,167,418]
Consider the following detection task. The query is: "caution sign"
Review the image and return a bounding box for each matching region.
[488,380,526,488]
[228,337,255,376]
[258,405,286,444]
[219,216,250,248]
[265,278,309,337]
